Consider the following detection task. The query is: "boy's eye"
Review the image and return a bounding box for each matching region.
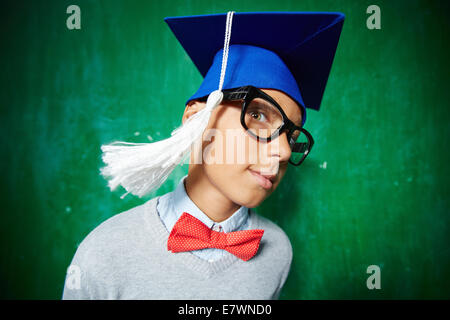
[250,111,267,122]
[244,98,284,138]
[290,131,300,143]
[289,136,295,146]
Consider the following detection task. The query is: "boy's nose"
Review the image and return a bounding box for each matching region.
[269,131,292,163]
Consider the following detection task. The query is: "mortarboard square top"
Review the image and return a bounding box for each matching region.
[164,12,345,127]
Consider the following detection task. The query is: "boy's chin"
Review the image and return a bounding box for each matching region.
[232,191,268,208]
[242,201,262,209]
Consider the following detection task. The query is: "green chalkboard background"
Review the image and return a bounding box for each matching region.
[1,0,449,299]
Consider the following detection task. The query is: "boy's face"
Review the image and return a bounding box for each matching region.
[183,88,302,208]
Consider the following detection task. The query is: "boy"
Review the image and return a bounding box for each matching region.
[62,11,344,299]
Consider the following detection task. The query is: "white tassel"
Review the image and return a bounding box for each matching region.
[100,90,223,198]
[100,11,234,198]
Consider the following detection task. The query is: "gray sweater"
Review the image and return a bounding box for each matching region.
[62,196,293,299]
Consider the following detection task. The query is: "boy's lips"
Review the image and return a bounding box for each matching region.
[248,169,276,189]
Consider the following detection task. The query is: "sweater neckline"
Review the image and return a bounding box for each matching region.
[143,196,260,278]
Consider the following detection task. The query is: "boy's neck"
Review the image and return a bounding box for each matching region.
[184,167,241,223]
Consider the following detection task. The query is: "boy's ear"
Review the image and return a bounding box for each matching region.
[182,100,205,124]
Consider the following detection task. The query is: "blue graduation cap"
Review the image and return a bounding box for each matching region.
[164,12,345,126]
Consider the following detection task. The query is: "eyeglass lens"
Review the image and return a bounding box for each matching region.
[243,97,310,164]
[244,98,283,138]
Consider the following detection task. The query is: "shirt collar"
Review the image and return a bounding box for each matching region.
[170,175,249,233]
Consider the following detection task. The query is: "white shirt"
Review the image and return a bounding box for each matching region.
[156,175,251,262]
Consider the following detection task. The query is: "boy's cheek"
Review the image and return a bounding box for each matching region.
[203,163,269,207]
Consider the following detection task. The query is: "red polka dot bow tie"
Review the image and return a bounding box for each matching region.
[167,212,264,261]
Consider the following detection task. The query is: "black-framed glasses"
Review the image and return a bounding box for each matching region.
[198,85,314,166]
